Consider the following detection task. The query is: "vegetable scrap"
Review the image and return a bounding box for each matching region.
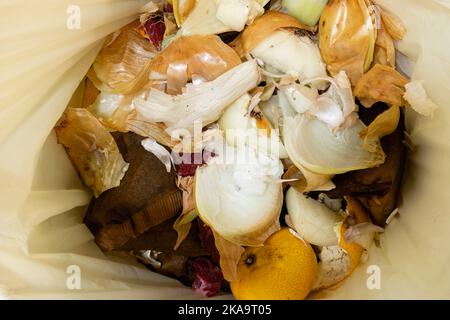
[56,0,439,299]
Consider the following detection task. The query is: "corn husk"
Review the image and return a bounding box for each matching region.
[319,0,376,85]
[354,64,409,108]
[54,108,129,197]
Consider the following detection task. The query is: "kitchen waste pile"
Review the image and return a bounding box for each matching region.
[55,0,438,299]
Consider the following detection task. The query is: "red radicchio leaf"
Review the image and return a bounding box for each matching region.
[142,11,165,51]
[175,151,215,177]
[192,257,223,297]
[198,219,220,264]
[163,2,173,13]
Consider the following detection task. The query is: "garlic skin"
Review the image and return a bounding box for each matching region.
[251,30,327,87]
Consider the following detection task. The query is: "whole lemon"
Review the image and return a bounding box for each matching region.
[231,228,318,300]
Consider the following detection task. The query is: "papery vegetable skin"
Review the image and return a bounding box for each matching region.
[404,80,439,117]
[215,0,265,31]
[150,35,242,82]
[212,230,245,281]
[319,0,376,85]
[354,64,408,108]
[173,0,196,26]
[88,21,156,94]
[218,93,288,159]
[195,142,284,246]
[283,115,385,175]
[282,165,335,193]
[380,8,406,41]
[55,108,129,197]
[279,71,357,131]
[360,105,400,153]
[173,176,196,250]
[134,60,260,134]
[251,30,327,85]
[233,10,315,57]
[373,22,396,68]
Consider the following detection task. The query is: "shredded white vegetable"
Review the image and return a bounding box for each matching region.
[134,60,260,135]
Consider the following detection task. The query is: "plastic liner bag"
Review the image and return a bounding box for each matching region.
[0,0,449,299]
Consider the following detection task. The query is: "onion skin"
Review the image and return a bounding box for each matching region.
[232,10,316,57]
[194,145,284,247]
[319,0,376,85]
[283,115,386,175]
[251,30,327,84]
[195,171,284,246]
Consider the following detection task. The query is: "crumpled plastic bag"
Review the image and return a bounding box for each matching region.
[0,0,449,299]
